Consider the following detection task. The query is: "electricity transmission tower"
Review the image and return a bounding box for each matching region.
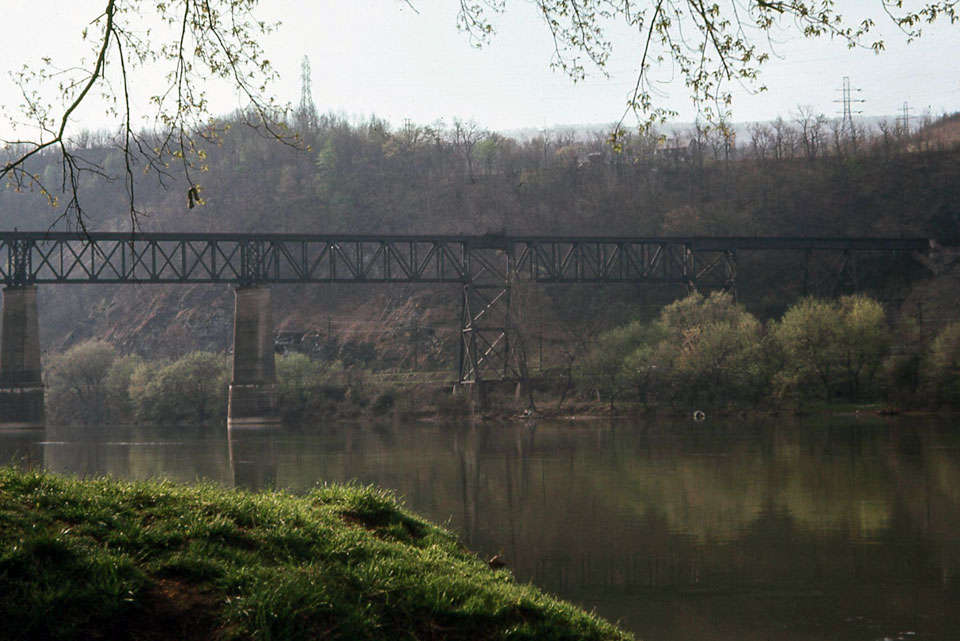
[834,76,864,133]
[898,101,914,135]
[298,56,318,131]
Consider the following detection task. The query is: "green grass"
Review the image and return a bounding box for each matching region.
[0,468,632,641]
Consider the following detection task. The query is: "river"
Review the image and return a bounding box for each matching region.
[2,414,959,640]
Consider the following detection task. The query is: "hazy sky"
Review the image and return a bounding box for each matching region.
[2,1,958,137]
[265,0,960,130]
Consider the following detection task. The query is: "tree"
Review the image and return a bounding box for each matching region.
[836,295,890,402]
[274,353,359,420]
[576,291,771,410]
[2,0,289,226]
[3,1,956,222]
[774,297,843,404]
[620,323,670,408]
[883,317,923,408]
[575,319,653,409]
[774,295,890,406]
[646,291,767,408]
[130,351,227,423]
[103,353,145,421]
[45,340,116,424]
[794,105,828,160]
[924,321,960,406]
[457,2,957,136]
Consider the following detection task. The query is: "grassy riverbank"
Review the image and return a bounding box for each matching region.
[0,468,631,641]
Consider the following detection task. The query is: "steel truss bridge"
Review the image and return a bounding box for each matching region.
[0,231,935,387]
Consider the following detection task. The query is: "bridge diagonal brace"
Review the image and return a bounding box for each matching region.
[692,249,737,294]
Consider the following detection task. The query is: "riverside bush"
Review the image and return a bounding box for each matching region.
[578,292,769,411]
[44,340,117,425]
[925,321,960,406]
[40,293,948,422]
[575,293,901,412]
[129,352,228,423]
[775,296,890,406]
[276,352,350,419]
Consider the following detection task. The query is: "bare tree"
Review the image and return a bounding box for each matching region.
[2,0,292,227]
[450,118,485,181]
[749,123,773,161]
[771,117,796,162]
[794,105,827,160]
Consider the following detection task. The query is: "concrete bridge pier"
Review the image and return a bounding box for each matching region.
[228,285,280,427]
[0,286,45,428]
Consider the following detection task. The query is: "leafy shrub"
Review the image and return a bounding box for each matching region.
[774,296,890,406]
[924,321,960,406]
[44,340,116,425]
[103,354,145,421]
[577,292,767,410]
[130,352,228,423]
[276,353,353,420]
[576,292,895,412]
[651,292,768,408]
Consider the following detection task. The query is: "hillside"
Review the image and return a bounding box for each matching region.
[2,111,960,367]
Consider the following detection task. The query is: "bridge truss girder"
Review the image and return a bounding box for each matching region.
[0,232,760,287]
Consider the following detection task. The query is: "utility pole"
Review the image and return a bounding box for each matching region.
[413,321,419,370]
[917,299,925,352]
[538,315,543,372]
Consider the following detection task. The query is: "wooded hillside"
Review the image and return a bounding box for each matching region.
[2,110,959,369]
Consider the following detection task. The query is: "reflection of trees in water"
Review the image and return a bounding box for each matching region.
[0,428,44,470]
[209,415,960,639]
[8,416,958,639]
[42,424,117,477]
[431,418,960,600]
[456,421,542,555]
[39,423,232,484]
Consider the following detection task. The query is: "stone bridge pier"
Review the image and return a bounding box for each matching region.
[0,286,45,427]
[228,284,280,427]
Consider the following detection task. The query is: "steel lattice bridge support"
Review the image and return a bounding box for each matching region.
[0,231,935,421]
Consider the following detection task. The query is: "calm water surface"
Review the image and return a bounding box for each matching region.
[2,415,959,641]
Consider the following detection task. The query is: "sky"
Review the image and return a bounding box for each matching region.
[1,0,959,138]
